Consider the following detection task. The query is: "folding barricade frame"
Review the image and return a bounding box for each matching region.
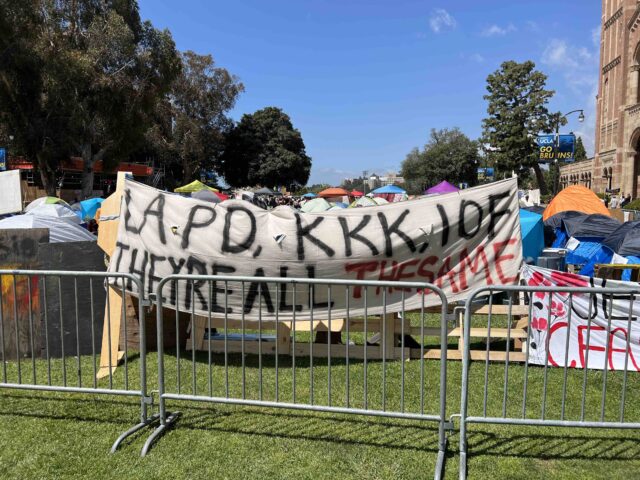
[0,269,156,452]
[458,284,640,479]
[144,274,451,480]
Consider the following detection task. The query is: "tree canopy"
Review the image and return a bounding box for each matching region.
[400,128,479,194]
[574,136,588,162]
[481,60,563,195]
[144,51,243,189]
[0,0,253,196]
[220,107,312,188]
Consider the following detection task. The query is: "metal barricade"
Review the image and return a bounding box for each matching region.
[144,274,450,480]
[0,269,156,451]
[458,284,640,479]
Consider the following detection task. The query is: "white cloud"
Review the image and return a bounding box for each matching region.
[481,23,516,37]
[542,39,576,67]
[466,53,485,63]
[429,9,456,33]
[526,21,540,32]
[592,26,601,47]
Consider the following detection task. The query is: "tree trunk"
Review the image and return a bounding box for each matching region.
[36,153,57,196]
[533,163,548,196]
[80,143,95,200]
[182,157,193,184]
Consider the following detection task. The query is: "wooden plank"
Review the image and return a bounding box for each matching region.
[448,327,528,339]
[97,286,125,379]
[467,304,530,315]
[293,343,383,360]
[421,349,526,362]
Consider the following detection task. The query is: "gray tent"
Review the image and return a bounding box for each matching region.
[254,187,281,196]
[603,221,640,256]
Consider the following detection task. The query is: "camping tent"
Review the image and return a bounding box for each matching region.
[254,187,281,196]
[174,180,218,193]
[300,197,331,213]
[519,209,544,263]
[425,181,459,195]
[302,192,317,198]
[351,196,376,208]
[543,210,587,229]
[25,196,69,212]
[350,190,364,197]
[27,203,82,224]
[603,221,640,256]
[562,214,621,239]
[318,187,350,198]
[543,185,610,220]
[372,197,389,205]
[193,189,221,203]
[371,185,406,195]
[0,215,96,243]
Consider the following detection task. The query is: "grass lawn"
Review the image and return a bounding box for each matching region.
[1,319,640,479]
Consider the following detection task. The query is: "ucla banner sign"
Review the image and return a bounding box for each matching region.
[537,134,575,163]
[109,179,522,320]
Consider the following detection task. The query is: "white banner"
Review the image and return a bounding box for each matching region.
[0,170,22,215]
[109,178,522,320]
[523,265,640,371]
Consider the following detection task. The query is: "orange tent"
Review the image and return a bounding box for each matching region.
[543,185,610,221]
[318,187,350,198]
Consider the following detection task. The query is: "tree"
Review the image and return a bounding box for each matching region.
[574,136,588,162]
[0,1,72,194]
[54,2,180,197]
[0,1,181,197]
[220,107,312,188]
[400,128,479,194]
[144,51,243,188]
[481,60,563,195]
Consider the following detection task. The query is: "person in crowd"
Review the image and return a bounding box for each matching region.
[621,194,632,208]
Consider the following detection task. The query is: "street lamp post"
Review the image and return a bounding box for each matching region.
[553,109,585,195]
[362,170,368,195]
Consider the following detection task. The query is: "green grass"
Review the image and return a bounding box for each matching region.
[2,317,640,479]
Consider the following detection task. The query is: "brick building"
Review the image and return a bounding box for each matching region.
[560,0,640,197]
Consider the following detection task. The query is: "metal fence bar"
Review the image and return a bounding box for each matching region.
[144,273,449,480]
[0,269,157,455]
[459,284,640,480]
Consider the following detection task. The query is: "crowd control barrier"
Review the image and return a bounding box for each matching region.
[458,284,640,479]
[4,269,640,479]
[0,270,156,451]
[144,274,451,479]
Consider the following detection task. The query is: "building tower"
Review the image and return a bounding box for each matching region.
[593,0,640,197]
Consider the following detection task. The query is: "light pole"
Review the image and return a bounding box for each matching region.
[553,109,585,195]
[362,170,368,195]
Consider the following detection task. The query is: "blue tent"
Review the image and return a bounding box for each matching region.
[79,197,104,221]
[519,209,544,263]
[371,185,406,194]
[302,192,317,198]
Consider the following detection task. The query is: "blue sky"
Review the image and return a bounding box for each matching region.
[139,0,601,186]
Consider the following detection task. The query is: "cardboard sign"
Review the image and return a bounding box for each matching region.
[523,265,640,371]
[109,178,522,320]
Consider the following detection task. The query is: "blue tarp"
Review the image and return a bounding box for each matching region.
[578,245,614,276]
[552,228,568,248]
[565,238,605,265]
[79,198,104,221]
[519,209,544,263]
[371,184,406,194]
[302,192,317,198]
